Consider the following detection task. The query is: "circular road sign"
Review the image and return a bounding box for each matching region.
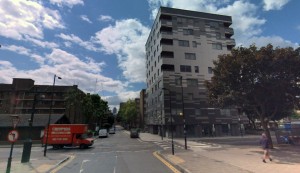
[7,130,19,143]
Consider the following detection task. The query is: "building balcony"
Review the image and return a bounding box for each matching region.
[226,38,236,46]
[160,44,174,52]
[160,14,172,26]
[160,32,173,40]
[224,27,234,36]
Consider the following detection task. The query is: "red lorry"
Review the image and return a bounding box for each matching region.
[42,124,94,149]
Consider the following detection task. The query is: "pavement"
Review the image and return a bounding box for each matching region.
[0,132,299,173]
[0,143,72,173]
[139,133,300,173]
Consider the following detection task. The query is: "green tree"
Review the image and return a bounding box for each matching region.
[65,86,82,123]
[85,94,110,128]
[82,94,94,124]
[205,44,300,148]
[118,99,137,128]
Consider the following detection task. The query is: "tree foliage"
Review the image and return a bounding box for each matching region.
[65,87,82,123]
[205,44,300,147]
[118,99,137,128]
[82,93,109,125]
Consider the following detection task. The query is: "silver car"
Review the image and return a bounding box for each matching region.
[98,129,108,138]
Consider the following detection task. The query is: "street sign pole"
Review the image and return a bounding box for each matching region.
[6,115,19,173]
[6,142,14,173]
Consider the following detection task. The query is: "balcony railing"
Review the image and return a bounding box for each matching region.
[224,27,234,35]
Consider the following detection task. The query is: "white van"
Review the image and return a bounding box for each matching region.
[98,129,108,138]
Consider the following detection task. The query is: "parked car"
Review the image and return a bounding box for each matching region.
[98,129,108,138]
[109,128,115,134]
[130,128,139,138]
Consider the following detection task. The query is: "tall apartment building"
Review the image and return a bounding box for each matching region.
[145,7,245,137]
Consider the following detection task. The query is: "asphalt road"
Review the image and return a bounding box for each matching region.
[52,128,174,173]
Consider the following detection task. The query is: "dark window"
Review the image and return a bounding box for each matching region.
[160,14,172,20]
[160,38,173,45]
[212,43,222,50]
[208,67,213,74]
[160,26,172,35]
[180,65,191,72]
[161,64,175,71]
[183,29,193,35]
[185,53,196,60]
[161,51,174,58]
[195,66,199,73]
[178,40,189,47]
[192,41,197,47]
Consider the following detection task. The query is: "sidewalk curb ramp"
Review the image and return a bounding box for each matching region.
[156,151,191,173]
[47,156,70,173]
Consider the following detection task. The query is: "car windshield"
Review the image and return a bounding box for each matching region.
[80,134,88,139]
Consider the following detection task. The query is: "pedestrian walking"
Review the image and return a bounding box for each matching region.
[260,132,272,163]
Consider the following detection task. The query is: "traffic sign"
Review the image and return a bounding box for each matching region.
[7,130,19,143]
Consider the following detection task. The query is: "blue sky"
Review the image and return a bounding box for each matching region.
[0,0,299,110]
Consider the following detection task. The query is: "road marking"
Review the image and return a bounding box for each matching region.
[50,155,75,173]
[137,138,146,143]
[79,159,90,173]
[167,155,185,164]
[153,151,181,173]
[113,155,117,173]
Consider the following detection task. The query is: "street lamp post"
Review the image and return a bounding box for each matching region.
[44,74,61,157]
[160,107,163,140]
[162,87,174,155]
[179,76,187,150]
[22,88,45,163]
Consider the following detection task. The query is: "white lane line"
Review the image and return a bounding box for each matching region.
[113,155,118,173]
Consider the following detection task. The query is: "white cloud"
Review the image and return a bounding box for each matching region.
[42,49,126,93]
[0,0,64,40]
[242,36,299,48]
[216,1,266,43]
[56,33,99,51]
[263,0,290,11]
[49,0,84,8]
[104,90,141,110]
[98,15,114,22]
[0,61,20,84]
[1,44,45,64]
[0,48,126,100]
[24,36,59,49]
[92,19,150,83]
[80,15,92,24]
